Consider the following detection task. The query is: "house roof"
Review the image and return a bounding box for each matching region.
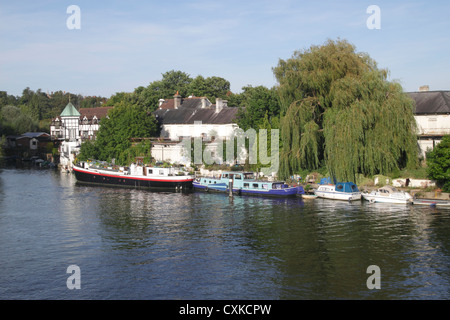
[16,132,51,140]
[60,102,80,117]
[79,107,113,120]
[154,94,239,125]
[159,96,211,110]
[408,91,450,114]
[154,105,239,125]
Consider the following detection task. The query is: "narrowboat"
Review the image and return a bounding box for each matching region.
[314,182,361,201]
[193,171,304,197]
[73,160,194,190]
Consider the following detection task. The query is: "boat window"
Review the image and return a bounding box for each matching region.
[262,184,268,189]
[223,174,228,178]
[159,170,164,175]
[351,185,358,191]
[235,175,241,180]
[253,183,259,188]
[244,173,254,179]
[336,184,343,190]
[244,183,249,188]
[148,169,153,174]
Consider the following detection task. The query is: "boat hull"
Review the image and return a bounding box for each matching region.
[412,199,450,207]
[193,181,301,197]
[73,166,193,190]
[362,194,411,204]
[314,190,361,201]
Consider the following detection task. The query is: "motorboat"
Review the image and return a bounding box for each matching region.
[314,182,361,201]
[362,186,413,204]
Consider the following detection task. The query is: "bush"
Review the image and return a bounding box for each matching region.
[426,135,450,192]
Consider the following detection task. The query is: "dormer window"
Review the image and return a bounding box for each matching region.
[82,116,89,124]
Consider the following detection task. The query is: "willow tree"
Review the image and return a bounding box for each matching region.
[273,39,418,181]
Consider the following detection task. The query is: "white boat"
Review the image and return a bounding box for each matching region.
[314,182,361,201]
[302,194,318,200]
[362,186,412,204]
[412,198,450,207]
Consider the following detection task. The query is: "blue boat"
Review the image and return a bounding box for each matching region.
[193,172,304,197]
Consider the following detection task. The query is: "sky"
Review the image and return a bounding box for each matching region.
[1,0,449,98]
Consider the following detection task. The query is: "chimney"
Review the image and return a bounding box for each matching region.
[158,99,165,108]
[201,97,207,109]
[216,98,223,113]
[419,85,429,92]
[174,91,181,109]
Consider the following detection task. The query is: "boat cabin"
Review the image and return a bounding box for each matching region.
[197,171,290,190]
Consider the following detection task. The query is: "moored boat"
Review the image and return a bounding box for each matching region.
[362,186,413,204]
[73,160,194,190]
[314,182,361,201]
[412,198,450,207]
[302,194,318,200]
[193,171,304,197]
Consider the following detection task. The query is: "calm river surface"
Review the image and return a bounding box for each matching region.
[0,168,449,300]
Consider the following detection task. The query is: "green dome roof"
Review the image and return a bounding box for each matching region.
[60,102,80,117]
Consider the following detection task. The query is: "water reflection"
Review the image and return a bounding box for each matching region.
[0,169,448,299]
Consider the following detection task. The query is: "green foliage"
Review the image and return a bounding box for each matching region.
[0,105,38,135]
[235,85,281,131]
[426,135,450,192]
[274,39,418,181]
[78,101,158,165]
[109,70,232,112]
[0,88,108,136]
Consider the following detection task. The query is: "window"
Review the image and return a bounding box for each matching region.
[159,170,164,175]
[253,183,259,188]
[148,169,153,174]
[336,184,343,190]
[244,183,249,188]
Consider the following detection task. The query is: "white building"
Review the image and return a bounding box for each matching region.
[408,89,450,157]
[50,102,113,169]
[152,93,240,165]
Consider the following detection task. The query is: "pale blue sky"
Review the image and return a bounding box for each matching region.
[1,0,449,98]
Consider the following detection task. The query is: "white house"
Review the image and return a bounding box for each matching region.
[152,93,240,165]
[408,89,450,157]
[50,102,113,169]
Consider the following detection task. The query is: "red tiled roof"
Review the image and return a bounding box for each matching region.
[79,107,113,120]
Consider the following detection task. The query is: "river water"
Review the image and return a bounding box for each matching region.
[0,168,448,300]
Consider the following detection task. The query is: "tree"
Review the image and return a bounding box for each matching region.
[426,135,450,192]
[133,70,193,111]
[273,39,418,181]
[79,101,158,165]
[235,85,281,131]
[188,75,230,103]
[0,105,38,135]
